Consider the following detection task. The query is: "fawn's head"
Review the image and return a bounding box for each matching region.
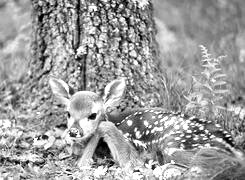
[49,77,126,141]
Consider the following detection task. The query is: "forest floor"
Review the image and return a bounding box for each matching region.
[0,0,245,179]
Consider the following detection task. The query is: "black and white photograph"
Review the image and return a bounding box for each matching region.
[0,0,245,179]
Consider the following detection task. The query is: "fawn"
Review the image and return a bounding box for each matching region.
[50,77,244,170]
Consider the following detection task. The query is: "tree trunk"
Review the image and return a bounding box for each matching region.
[25,0,165,124]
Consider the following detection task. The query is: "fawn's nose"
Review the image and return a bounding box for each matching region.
[69,128,83,138]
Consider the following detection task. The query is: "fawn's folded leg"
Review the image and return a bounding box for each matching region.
[98,121,143,168]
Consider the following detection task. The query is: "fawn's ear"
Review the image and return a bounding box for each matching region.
[49,77,71,105]
[103,78,126,110]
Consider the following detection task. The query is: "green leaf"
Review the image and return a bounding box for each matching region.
[202,83,213,91]
[209,68,222,74]
[201,58,212,62]
[213,81,227,86]
[214,89,229,94]
[212,74,226,79]
[202,62,219,69]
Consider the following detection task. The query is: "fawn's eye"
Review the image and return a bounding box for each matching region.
[88,113,97,120]
[66,112,71,119]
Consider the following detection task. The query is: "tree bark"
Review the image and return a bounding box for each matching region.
[26,0,165,119]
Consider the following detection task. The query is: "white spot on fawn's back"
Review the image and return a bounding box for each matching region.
[199,126,204,130]
[202,137,208,140]
[204,143,211,147]
[145,130,150,135]
[210,135,215,139]
[215,124,221,128]
[151,128,156,134]
[174,137,181,141]
[192,144,199,147]
[174,125,180,130]
[225,134,231,138]
[135,131,142,139]
[144,120,149,127]
[160,116,169,123]
[123,133,130,138]
[154,121,159,125]
[193,137,199,141]
[204,129,209,134]
[182,123,189,131]
[186,130,192,133]
[158,114,163,119]
[159,136,164,142]
[185,135,192,138]
[167,141,173,146]
[155,126,164,132]
[132,139,147,149]
[127,120,133,126]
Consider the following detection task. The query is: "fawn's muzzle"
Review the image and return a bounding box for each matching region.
[69,128,83,138]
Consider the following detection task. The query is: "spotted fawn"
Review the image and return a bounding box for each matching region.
[49,77,244,169]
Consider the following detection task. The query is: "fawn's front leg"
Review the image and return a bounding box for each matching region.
[98,121,143,168]
[76,133,101,167]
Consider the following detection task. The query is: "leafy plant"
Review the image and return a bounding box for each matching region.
[185,45,229,118]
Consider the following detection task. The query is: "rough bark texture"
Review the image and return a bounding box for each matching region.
[26,0,165,121]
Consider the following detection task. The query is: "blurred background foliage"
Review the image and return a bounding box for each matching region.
[0,0,30,82]
[154,0,245,98]
[0,0,244,97]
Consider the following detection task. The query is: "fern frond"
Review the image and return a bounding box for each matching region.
[212,74,226,79]
[199,45,212,60]
[185,45,229,118]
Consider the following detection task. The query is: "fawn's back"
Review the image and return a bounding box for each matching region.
[111,109,243,165]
